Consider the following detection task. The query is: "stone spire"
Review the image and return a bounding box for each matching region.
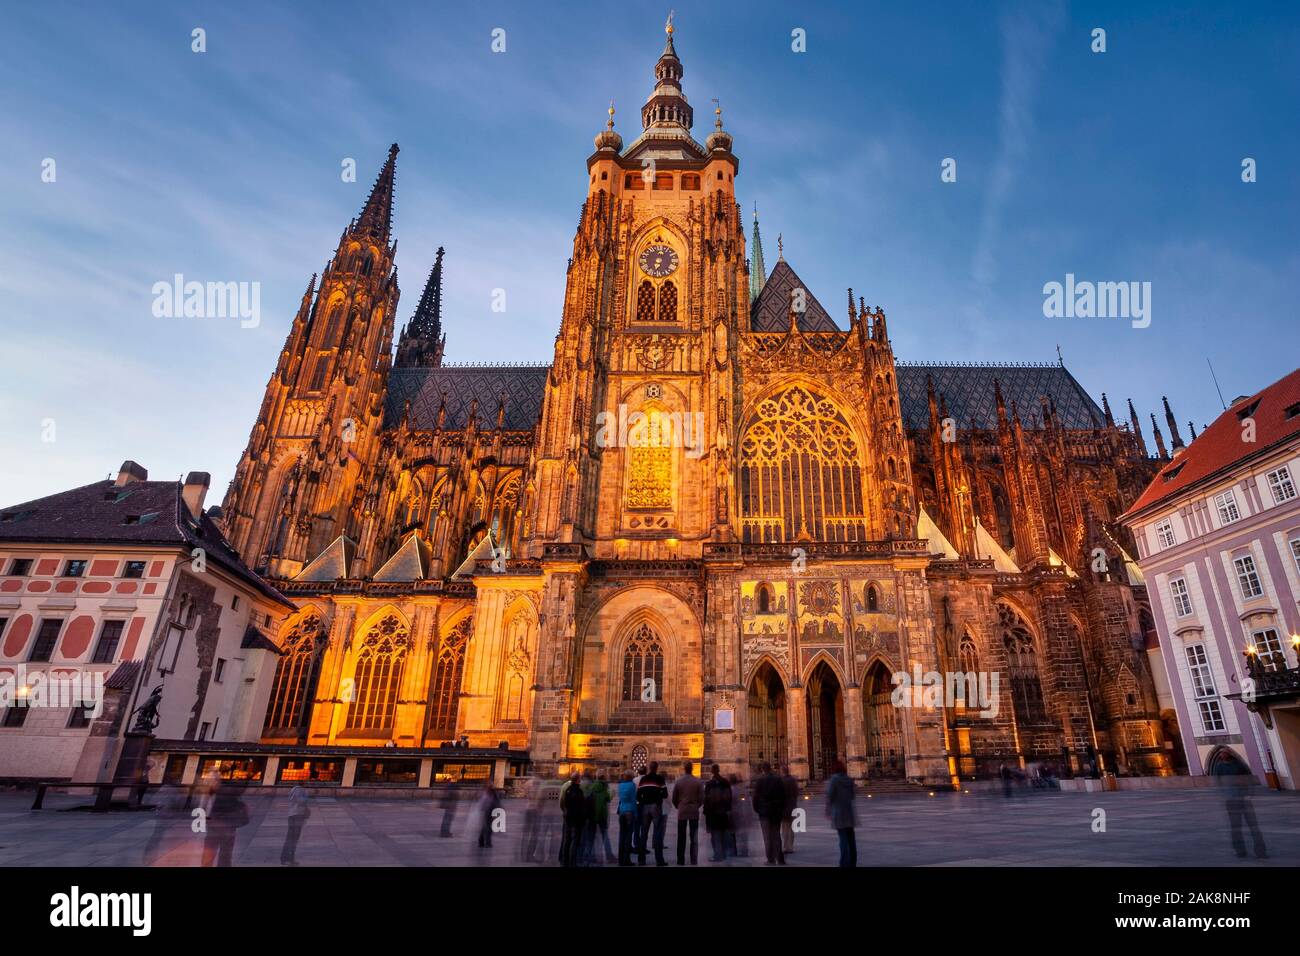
[1163,395,1185,452]
[354,143,398,243]
[395,246,446,369]
[1150,413,1169,460]
[749,204,766,304]
[641,13,693,132]
[1101,393,1115,428]
[1128,399,1147,456]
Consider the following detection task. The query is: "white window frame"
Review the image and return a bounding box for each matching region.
[1169,577,1193,618]
[1266,466,1296,504]
[1155,519,1177,549]
[1290,536,1300,577]
[1250,626,1286,673]
[1214,489,1241,525]
[1185,643,1225,733]
[1233,554,1263,599]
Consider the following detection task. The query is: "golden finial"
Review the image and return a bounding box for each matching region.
[607,99,616,129]
[713,98,723,130]
[666,9,675,34]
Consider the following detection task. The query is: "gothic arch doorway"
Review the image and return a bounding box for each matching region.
[806,661,844,780]
[864,661,904,778]
[747,662,787,769]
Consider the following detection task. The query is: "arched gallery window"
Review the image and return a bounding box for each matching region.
[621,622,665,703]
[345,613,409,733]
[428,617,471,738]
[999,603,1047,725]
[264,612,323,732]
[738,386,867,543]
[866,584,879,612]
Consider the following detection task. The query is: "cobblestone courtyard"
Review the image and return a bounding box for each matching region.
[0,786,1296,867]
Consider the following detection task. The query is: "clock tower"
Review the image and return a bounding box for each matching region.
[526,16,749,562]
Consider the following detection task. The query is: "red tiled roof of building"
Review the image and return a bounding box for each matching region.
[1122,366,1300,520]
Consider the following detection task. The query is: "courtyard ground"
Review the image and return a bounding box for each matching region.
[0,786,1295,867]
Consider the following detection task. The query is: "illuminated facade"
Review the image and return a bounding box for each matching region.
[219,24,1180,784]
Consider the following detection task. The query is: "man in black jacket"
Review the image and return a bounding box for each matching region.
[751,763,787,864]
[636,761,669,866]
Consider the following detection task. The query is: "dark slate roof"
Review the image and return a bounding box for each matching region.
[382,362,1105,435]
[750,260,840,332]
[241,625,282,653]
[0,479,294,609]
[386,365,550,431]
[104,660,142,690]
[896,363,1105,432]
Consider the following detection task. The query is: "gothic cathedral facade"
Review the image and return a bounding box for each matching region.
[219,26,1180,785]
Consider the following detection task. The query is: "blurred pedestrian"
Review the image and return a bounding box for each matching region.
[825,759,857,867]
[584,770,613,865]
[1213,757,1268,859]
[727,773,750,858]
[636,761,669,866]
[616,770,638,866]
[752,762,786,865]
[439,782,461,837]
[780,764,800,854]
[703,763,732,863]
[280,783,310,866]
[560,771,587,866]
[202,783,249,867]
[476,782,501,849]
[671,760,703,865]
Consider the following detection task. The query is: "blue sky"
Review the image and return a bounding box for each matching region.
[1,1,1296,506]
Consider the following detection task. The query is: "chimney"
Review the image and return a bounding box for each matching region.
[115,460,148,487]
[182,472,211,519]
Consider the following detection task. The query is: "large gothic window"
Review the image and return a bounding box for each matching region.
[738,386,867,542]
[620,622,665,703]
[636,280,656,322]
[264,613,324,733]
[625,406,673,510]
[427,617,471,738]
[999,604,1047,725]
[345,613,409,733]
[491,473,522,554]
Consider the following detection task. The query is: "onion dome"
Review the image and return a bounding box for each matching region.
[706,103,733,153]
[594,101,623,153]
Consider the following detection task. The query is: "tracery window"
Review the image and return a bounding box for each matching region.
[999,604,1047,725]
[621,622,665,703]
[403,479,423,529]
[491,473,522,553]
[264,612,324,732]
[626,406,673,510]
[345,613,409,733]
[428,617,471,737]
[738,386,867,542]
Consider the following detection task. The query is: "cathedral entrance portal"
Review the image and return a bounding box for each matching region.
[805,662,844,780]
[747,662,787,769]
[864,662,905,778]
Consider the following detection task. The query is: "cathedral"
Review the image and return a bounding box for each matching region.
[218,23,1182,786]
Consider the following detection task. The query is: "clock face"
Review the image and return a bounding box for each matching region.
[639,244,679,278]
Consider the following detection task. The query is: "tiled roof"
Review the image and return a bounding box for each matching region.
[240,625,281,653]
[750,260,841,333]
[104,659,142,690]
[385,365,549,431]
[1122,366,1300,519]
[0,478,293,609]
[896,363,1104,432]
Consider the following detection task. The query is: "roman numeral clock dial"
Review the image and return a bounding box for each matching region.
[639,244,679,277]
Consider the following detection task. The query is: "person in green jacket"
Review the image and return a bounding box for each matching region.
[582,769,614,865]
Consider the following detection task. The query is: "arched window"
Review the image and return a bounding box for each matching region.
[738,386,866,543]
[403,479,423,529]
[886,457,896,479]
[264,613,323,732]
[427,478,446,541]
[321,301,344,346]
[345,613,409,733]
[866,584,879,612]
[636,280,656,322]
[427,617,471,737]
[657,279,677,322]
[999,604,1047,725]
[621,622,665,703]
[492,473,522,553]
[958,631,979,672]
[757,584,772,614]
[308,353,330,392]
[630,745,649,774]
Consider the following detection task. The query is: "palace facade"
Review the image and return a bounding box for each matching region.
[216,25,1184,785]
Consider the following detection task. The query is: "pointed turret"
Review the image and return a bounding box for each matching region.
[395,246,446,368]
[1127,399,1148,456]
[749,205,767,304]
[354,143,398,243]
[1163,396,1185,452]
[1188,421,1198,441]
[1101,393,1115,428]
[1150,413,1169,459]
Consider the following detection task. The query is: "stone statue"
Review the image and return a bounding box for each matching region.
[130,685,163,734]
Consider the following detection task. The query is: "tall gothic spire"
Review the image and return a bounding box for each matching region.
[1128,398,1147,456]
[1163,395,1185,451]
[1150,413,1169,460]
[354,143,399,242]
[749,205,766,304]
[396,246,446,369]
